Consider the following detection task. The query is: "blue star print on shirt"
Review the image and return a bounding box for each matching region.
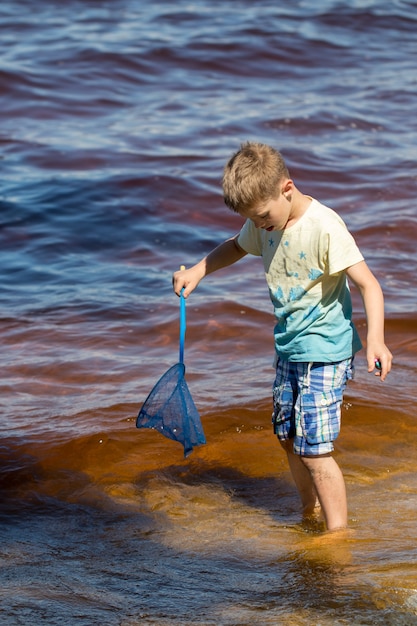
[274,285,284,302]
[308,268,323,280]
[289,286,307,301]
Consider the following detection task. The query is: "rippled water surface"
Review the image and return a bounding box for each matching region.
[1,1,417,624]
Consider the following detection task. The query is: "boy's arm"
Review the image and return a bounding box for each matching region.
[346,260,393,381]
[172,235,247,298]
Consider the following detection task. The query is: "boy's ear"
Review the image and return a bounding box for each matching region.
[281,178,293,196]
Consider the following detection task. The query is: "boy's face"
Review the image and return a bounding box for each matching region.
[239,181,293,231]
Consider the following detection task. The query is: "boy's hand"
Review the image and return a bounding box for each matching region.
[172,265,204,298]
[367,345,393,381]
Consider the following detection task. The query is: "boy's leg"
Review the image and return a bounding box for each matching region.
[300,453,347,531]
[273,358,352,531]
[295,359,352,531]
[280,439,318,516]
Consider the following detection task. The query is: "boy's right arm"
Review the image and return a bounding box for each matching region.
[346,260,393,381]
[172,235,247,298]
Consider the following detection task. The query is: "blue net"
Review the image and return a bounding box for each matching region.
[136,363,206,458]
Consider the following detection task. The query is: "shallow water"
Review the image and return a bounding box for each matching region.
[1,0,417,624]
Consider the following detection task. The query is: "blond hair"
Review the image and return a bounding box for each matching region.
[222,142,290,213]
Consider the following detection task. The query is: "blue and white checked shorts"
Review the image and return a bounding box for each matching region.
[272,358,354,456]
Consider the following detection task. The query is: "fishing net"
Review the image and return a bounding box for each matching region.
[136,362,205,457]
[136,290,206,457]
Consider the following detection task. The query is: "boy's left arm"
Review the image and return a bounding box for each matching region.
[346,260,393,381]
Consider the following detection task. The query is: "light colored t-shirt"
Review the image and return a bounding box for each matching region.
[237,198,364,362]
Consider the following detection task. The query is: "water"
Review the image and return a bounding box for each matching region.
[1,1,417,624]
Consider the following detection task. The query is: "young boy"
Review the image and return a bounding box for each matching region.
[172,142,392,532]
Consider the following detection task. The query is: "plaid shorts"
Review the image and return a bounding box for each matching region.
[272,358,354,456]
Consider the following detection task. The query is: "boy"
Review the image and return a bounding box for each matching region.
[172,142,392,532]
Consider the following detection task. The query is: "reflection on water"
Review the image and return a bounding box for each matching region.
[1,318,416,624]
[1,397,417,624]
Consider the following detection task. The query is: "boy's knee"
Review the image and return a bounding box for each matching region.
[300,453,332,473]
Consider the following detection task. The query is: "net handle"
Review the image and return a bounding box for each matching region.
[179,265,186,364]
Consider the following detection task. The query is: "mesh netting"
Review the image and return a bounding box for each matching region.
[136,363,206,457]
